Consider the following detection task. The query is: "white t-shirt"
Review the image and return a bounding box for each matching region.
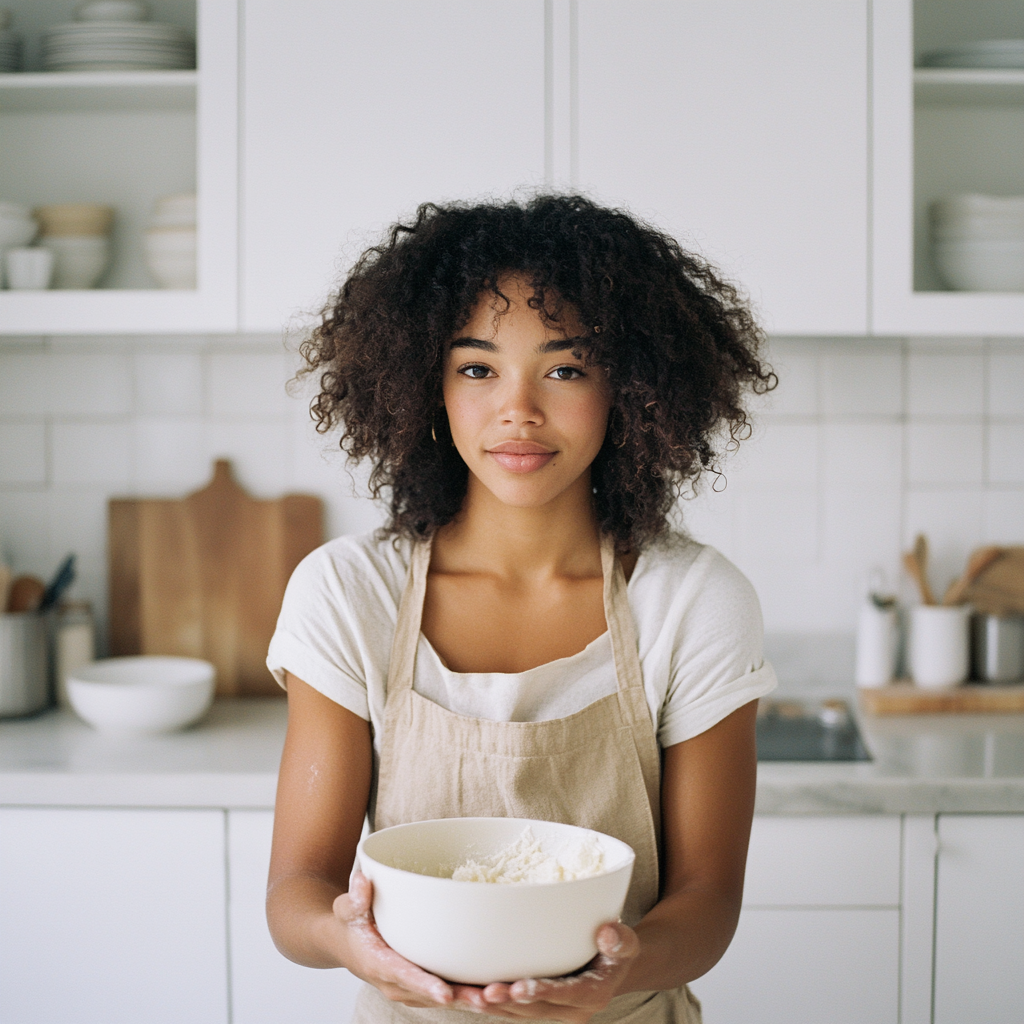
[268,530,776,752]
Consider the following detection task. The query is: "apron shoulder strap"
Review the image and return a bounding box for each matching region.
[385,537,432,697]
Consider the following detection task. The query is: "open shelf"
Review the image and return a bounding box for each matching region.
[0,70,197,112]
[915,67,1024,106]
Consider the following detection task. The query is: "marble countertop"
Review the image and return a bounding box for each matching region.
[2,699,1024,814]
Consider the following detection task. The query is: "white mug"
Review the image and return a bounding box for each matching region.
[910,605,971,689]
[4,247,54,290]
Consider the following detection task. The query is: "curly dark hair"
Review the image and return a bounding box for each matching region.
[300,193,776,550]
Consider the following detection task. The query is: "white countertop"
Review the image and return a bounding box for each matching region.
[2,699,1024,814]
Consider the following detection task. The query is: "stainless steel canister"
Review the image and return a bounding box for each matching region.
[0,612,49,717]
[971,613,1024,683]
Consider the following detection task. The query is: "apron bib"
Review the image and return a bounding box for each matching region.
[353,536,701,1024]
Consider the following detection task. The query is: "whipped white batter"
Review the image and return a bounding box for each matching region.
[452,827,605,883]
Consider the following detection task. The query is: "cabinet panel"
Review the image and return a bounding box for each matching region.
[934,814,1024,1024]
[241,0,546,332]
[228,810,362,1024]
[577,0,869,336]
[689,908,900,1024]
[743,816,902,906]
[0,807,228,1024]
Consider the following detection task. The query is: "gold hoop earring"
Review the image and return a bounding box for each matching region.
[431,420,438,443]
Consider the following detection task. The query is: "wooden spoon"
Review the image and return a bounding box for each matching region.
[5,575,46,613]
[943,545,1004,606]
[903,533,936,605]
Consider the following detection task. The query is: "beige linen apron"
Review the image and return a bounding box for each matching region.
[352,536,702,1024]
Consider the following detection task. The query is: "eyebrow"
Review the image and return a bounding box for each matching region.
[450,336,587,354]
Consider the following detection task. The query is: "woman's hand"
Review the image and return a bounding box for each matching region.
[451,922,639,1021]
[334,872,456,1009]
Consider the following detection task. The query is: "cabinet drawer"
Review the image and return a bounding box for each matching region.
[690,908,900,1024]
[743,816,901,906]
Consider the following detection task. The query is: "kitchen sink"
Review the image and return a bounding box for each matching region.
[756,698,871,762]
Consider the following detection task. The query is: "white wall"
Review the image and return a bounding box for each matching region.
[1,333,1022,670]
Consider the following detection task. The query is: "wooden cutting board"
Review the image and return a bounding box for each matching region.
[964,546,1024,615]
[860,681,1024,715]
[108,460,323,697]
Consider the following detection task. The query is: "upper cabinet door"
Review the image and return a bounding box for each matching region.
[576,1,869,336]
[241,0,545,333]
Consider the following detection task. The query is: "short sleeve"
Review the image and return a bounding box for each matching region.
[266,538,403,722]
[652,545,777,746]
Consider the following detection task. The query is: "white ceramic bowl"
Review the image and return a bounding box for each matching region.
[358,817,635,985]
[68,656,215,734]
[933,239,1024,291]
[40,234,110,288]
[145,253,196,288]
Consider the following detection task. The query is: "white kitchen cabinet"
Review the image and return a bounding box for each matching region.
[574,1,870,336]
[0,0,238,334]
[933,814,1024,1024]
[872,0,1024,335]
[240,0,546,333]
[0,806,228,1024]
[689,816,901,1024]
[228,809,362,1024]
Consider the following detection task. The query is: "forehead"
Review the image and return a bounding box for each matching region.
[461,274,582,339]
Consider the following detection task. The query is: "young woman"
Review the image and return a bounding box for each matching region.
[266,195,777,1023]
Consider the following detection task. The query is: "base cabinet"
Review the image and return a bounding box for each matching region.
[933,814,1024,1024]
[689,816,902,1024]
[0,807,229,1024]
[228,809,362,1024]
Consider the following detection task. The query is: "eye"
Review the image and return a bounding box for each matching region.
[458,364,493,379]
[548,365,585,381]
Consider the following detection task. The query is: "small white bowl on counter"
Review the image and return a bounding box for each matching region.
[67,655,215,735]
[357,816,635,985]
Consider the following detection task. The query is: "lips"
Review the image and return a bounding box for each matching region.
[486,441,557,474]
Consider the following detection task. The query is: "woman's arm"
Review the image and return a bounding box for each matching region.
[266,674,455,1006]
[621,695,758,990]
[471,699,758,1019]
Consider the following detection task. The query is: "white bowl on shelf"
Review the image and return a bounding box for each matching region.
[144,226,196,287]
[151,192,196,228]
[933,239,1024,292]
[67,656,215,735]
[357,817,635,985]
[39,235,110,289]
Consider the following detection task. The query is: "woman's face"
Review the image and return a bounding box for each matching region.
[441,275,612,511]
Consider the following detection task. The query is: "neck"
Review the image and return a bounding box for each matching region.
[434,472,603,579]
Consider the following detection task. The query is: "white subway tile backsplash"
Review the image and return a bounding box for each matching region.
[132,418,209,493]
[0,351,132,417]
[988,423,1024,485]
[205,420,290,496]
[0,489,51,576]
[754,339,818,418]
[727,423,819,489]
[908,352,985,418]
[820,346,902,418]
[52,421,131,486]
[988,349,1024,419]
[133,352,204,415]
[984,490,1024,544]
[907,422,984,485]
[822,422,902,487]
[0,422,47,485]
[207,352,291,418]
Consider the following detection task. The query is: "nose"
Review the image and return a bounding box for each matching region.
[498,375,544,427]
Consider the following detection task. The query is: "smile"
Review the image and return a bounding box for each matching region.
[486,442,557,474]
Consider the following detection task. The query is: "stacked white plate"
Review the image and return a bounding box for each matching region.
[919,39,1024,69]
[0,10,23,72]
[931,195,1024,292]
[144,192,196,288]
[42,6,194,72]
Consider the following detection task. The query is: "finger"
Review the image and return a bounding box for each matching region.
[347,871,373,916]
[595,922,639,964]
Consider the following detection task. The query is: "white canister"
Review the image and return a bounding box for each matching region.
[4,247,54,289]
[855,599,899,687]
[910,605,971,689]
